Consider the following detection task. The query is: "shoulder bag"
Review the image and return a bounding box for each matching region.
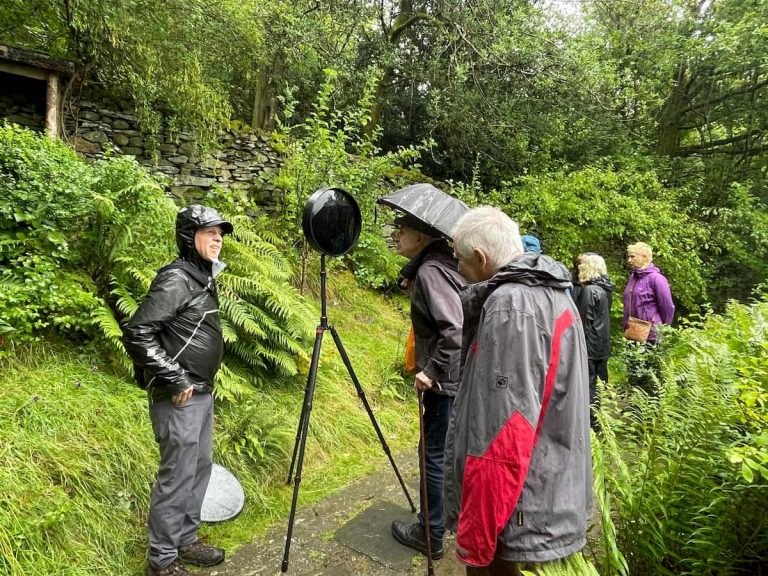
[625,279,652,343]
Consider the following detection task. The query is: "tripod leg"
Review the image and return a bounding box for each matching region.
[282,327,324,572]
[329,325,417,513]
[287,327,323,484]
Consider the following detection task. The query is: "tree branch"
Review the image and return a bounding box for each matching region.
[678,76,768,117]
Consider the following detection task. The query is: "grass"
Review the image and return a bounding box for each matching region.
[0,271,417,575]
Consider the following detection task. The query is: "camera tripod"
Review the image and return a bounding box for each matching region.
[281,254,416,572]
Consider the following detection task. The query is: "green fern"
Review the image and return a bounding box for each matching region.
[520,553,600,576]
[596,300,768,575]
[91,302,130,372]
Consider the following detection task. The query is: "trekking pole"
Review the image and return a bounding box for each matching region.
[418,389,435,576]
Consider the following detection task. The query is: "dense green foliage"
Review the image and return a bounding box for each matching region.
[592,300,768,575]
[0,123,116,343]
[454,166,709,312]
[0,125,315,398]
[3,0,768,302]
[272,69,421,288]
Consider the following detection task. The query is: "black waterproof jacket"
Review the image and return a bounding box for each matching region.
[122,206,230,399]
[400,240,466,395]
[123,261,223,399]
[575,275,614,360]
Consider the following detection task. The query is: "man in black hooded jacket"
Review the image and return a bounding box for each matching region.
[123,205,232,576]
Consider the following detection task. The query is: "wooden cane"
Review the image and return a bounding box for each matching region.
[418,389,435,576]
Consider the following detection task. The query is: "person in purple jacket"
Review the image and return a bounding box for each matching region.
[623,242,675,395]
[622,242,675,343]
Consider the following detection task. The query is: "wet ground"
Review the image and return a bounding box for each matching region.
[199,453,466,576]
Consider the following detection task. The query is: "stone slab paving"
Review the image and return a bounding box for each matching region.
[198,454,466,576]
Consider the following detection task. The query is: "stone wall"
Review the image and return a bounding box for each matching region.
[0,94,283,209]
[64,100,283,207]
[0,91,45,132]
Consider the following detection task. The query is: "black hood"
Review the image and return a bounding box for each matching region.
[176,205,233,254]
[175,205,233,271]
[589,274,616,292]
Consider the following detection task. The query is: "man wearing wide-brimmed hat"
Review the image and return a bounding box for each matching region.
[124,205,233,576]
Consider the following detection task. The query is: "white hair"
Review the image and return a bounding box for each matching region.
[452,206,523,272]
[578,253,608,283]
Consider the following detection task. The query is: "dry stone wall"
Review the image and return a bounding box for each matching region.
[0,93,45,130]
[0,95,283,209]
[60,99,283,209]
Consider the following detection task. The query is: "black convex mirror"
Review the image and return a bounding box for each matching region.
[301,187,362,256]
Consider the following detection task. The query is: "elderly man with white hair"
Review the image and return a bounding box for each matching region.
[443,207,592,576]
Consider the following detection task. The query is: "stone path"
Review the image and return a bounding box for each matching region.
[199,454,465,576]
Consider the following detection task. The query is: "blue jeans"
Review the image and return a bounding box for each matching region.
[418,391,453,541]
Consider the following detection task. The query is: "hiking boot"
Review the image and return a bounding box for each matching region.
[391,520,444,560]
[147,558,192,576]
[178,538,225,567]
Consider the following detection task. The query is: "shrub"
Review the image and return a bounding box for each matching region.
[499,167,708,313]
[272,68,421,289]
[592,299,768,575]
[0,124,314,397]
[0,123,102,344]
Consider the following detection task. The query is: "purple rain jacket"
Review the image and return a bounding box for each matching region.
[622,264,675,342]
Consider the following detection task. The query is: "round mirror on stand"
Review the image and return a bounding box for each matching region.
[302,187,362,256]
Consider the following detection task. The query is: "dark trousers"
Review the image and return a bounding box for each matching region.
[147,393,213,569]
[587,358,608,430]
[418,390,453,541]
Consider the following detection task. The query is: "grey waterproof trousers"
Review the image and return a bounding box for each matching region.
[147,393,214,569]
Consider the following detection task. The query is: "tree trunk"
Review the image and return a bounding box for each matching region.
[656,64,690,156]
[251,56,284,131]
[365,0,419,136]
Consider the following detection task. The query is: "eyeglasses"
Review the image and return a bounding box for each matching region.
[200,228,223,239]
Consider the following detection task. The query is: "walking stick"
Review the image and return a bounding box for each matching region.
[418,389,435,576]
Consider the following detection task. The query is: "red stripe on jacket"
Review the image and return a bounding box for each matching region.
[456,308,574,567]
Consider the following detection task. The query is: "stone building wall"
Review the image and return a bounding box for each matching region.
[0,94,283,209]
[64,100,283,208]
[0,92,45,131]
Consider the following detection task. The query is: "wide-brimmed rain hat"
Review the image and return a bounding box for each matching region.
[377,183,468,241]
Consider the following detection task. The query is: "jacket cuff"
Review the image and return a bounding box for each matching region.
[168,375,193,396]
[423,361,446,384]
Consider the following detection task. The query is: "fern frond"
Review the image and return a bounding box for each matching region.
[219,297,268,339]
[91,302,131,372]
[110,284,140,317]
[214,361,252,403]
